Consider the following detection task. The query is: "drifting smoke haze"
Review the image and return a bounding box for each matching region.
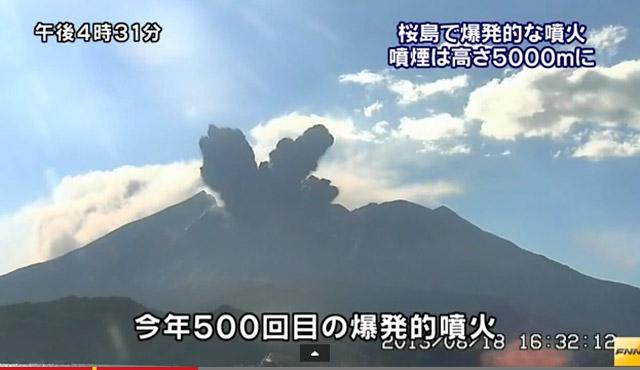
[0,162,203,274]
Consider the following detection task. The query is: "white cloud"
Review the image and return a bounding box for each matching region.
[465,60,640,140]
[0,161,204,275]
[445,144,471,155]
[388,74,468,105]
[587,25,628,55]
[396,113,466,141]
[572,130,640,160]
[250,112,376,161]
[419,142,471,155]
[315,162,462,210]
[372,120,390,135]
[338,70,468,106]
[501,149,512,156]
[363,100,383,117]
[338,69,388,85]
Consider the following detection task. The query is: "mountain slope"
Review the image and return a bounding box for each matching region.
[0,193,638,336]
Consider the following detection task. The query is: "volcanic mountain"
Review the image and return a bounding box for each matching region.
[0,124,636,365]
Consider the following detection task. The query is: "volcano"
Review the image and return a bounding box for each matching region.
[0,124,636,365]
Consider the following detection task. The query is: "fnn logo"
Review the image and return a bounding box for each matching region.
[617,348,640,355]
[614,337,640,366]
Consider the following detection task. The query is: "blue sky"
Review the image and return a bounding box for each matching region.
[1,0,639,287]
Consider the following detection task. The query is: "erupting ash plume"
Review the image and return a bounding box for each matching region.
[199,124,339,220]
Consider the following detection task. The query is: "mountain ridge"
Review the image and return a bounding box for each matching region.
[0,124,637,367]
[1,189,637,332]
